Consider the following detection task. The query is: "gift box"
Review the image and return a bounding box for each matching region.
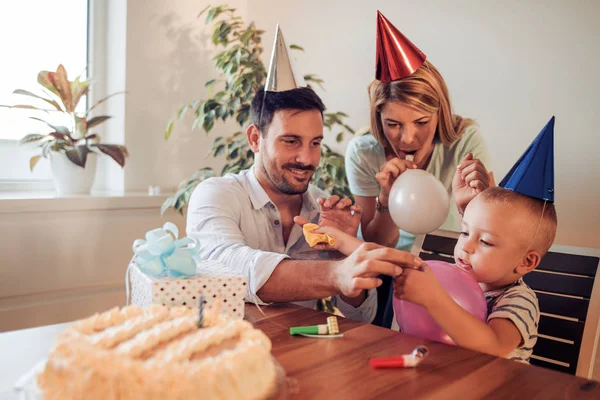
[127,222,247,319]
[129,261,247,319]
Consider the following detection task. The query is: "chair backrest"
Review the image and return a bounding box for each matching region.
[411,229,600,378]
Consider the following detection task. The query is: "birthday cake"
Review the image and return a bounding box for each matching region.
[37,304,277,400]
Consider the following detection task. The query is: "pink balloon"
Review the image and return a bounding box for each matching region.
[393,260,487,345]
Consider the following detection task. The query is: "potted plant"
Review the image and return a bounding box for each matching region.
[162,4,355,215]
[11,64,128,195]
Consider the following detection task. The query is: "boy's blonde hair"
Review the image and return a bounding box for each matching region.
[479,187,558,255]
[368,60,474,148]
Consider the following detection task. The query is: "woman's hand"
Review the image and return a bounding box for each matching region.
[375,157,417,205]
[452,153,494,214]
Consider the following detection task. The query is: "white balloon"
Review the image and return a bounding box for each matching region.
[388,169,450,235]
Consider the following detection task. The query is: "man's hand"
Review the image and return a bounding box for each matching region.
[332,243,422,298]
[452,153,493,215]
[393,263,446,309]
[317,195,362,237]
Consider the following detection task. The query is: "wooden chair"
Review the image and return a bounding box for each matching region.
[402,229,600,378]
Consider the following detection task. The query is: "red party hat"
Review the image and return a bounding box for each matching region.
[376,11,426,82]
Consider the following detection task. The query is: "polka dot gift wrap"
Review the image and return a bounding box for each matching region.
[129,261,247,319]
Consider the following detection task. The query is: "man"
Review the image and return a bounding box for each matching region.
[186,86,421,322]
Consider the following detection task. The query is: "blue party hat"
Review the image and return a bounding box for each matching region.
[499,116,555,202]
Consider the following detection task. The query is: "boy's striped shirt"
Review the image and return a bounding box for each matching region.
[485,279,540,362]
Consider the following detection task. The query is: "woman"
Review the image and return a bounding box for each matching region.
[345,12,493,327]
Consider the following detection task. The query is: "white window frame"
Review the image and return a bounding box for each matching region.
[0,0,100,194]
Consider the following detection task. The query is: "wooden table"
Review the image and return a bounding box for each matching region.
[0,304,598,400]
[247,303,600,399]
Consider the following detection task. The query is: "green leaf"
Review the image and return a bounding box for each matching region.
[87,91,126,115]
[161,196,175,216]
[236,105,250,126]
[205,6,219,24]
[54,65,73,112]
[343,124,355,134]
[48,132,74,142]
[304,74,325,90]
[336,132,344,143]
[214,144,225,157]
[203,110,216,132]
[19,133,47,145]
[174,105,188,122]
[209,137,224,153]
[229,97,241,111]
[37,70,60,97]
[29,117,70,135]
[212,21,232,46]
[289,44,304,51]
[13,89,62,111]
[217,106,228,120]
[164,120,174,140]
[93,144,128,167]
[240,29,253,45]
[86,115,111,129]
[41,141,53,158]
[74,115,87,138]
[29,155,42,171]
[70,76,89,110]
[197,4,211,18]
[326,164,336,179]
[192,116,201,131]
[85,133,99,143]
[205,79,217,88]
[10,104,50,113]
[65,145,90,168]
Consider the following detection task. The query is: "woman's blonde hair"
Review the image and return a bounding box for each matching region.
[369,60,474,147]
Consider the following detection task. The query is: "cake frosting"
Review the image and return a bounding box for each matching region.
[38,304,277,400]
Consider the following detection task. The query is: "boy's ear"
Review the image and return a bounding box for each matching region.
[515,250,542,275]
[247,124,261,153]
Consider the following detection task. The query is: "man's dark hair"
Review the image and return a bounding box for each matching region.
[250,87,326,135]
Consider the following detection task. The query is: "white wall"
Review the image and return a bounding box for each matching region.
[122,0,248,194]
[121,0,599,248]
[0,197,185,332]
[243,0,600,248]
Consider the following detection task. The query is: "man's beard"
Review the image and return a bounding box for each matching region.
[260,155,315,195]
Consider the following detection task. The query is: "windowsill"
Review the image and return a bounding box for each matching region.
[0,191,175,213]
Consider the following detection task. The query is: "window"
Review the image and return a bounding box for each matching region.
[0,0,88,187]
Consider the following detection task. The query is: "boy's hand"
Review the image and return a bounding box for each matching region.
[393,263,446,309]
[294,217,362,255]
[294,217,343,251]
[317,196,362,237]
[310,225,345,251]
[452,153,493,214]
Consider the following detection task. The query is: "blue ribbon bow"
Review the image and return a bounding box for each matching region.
[132,222,199,278]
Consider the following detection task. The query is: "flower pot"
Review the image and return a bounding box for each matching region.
[49,151,97,195]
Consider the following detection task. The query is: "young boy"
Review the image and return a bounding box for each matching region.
[308,187,557,362]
